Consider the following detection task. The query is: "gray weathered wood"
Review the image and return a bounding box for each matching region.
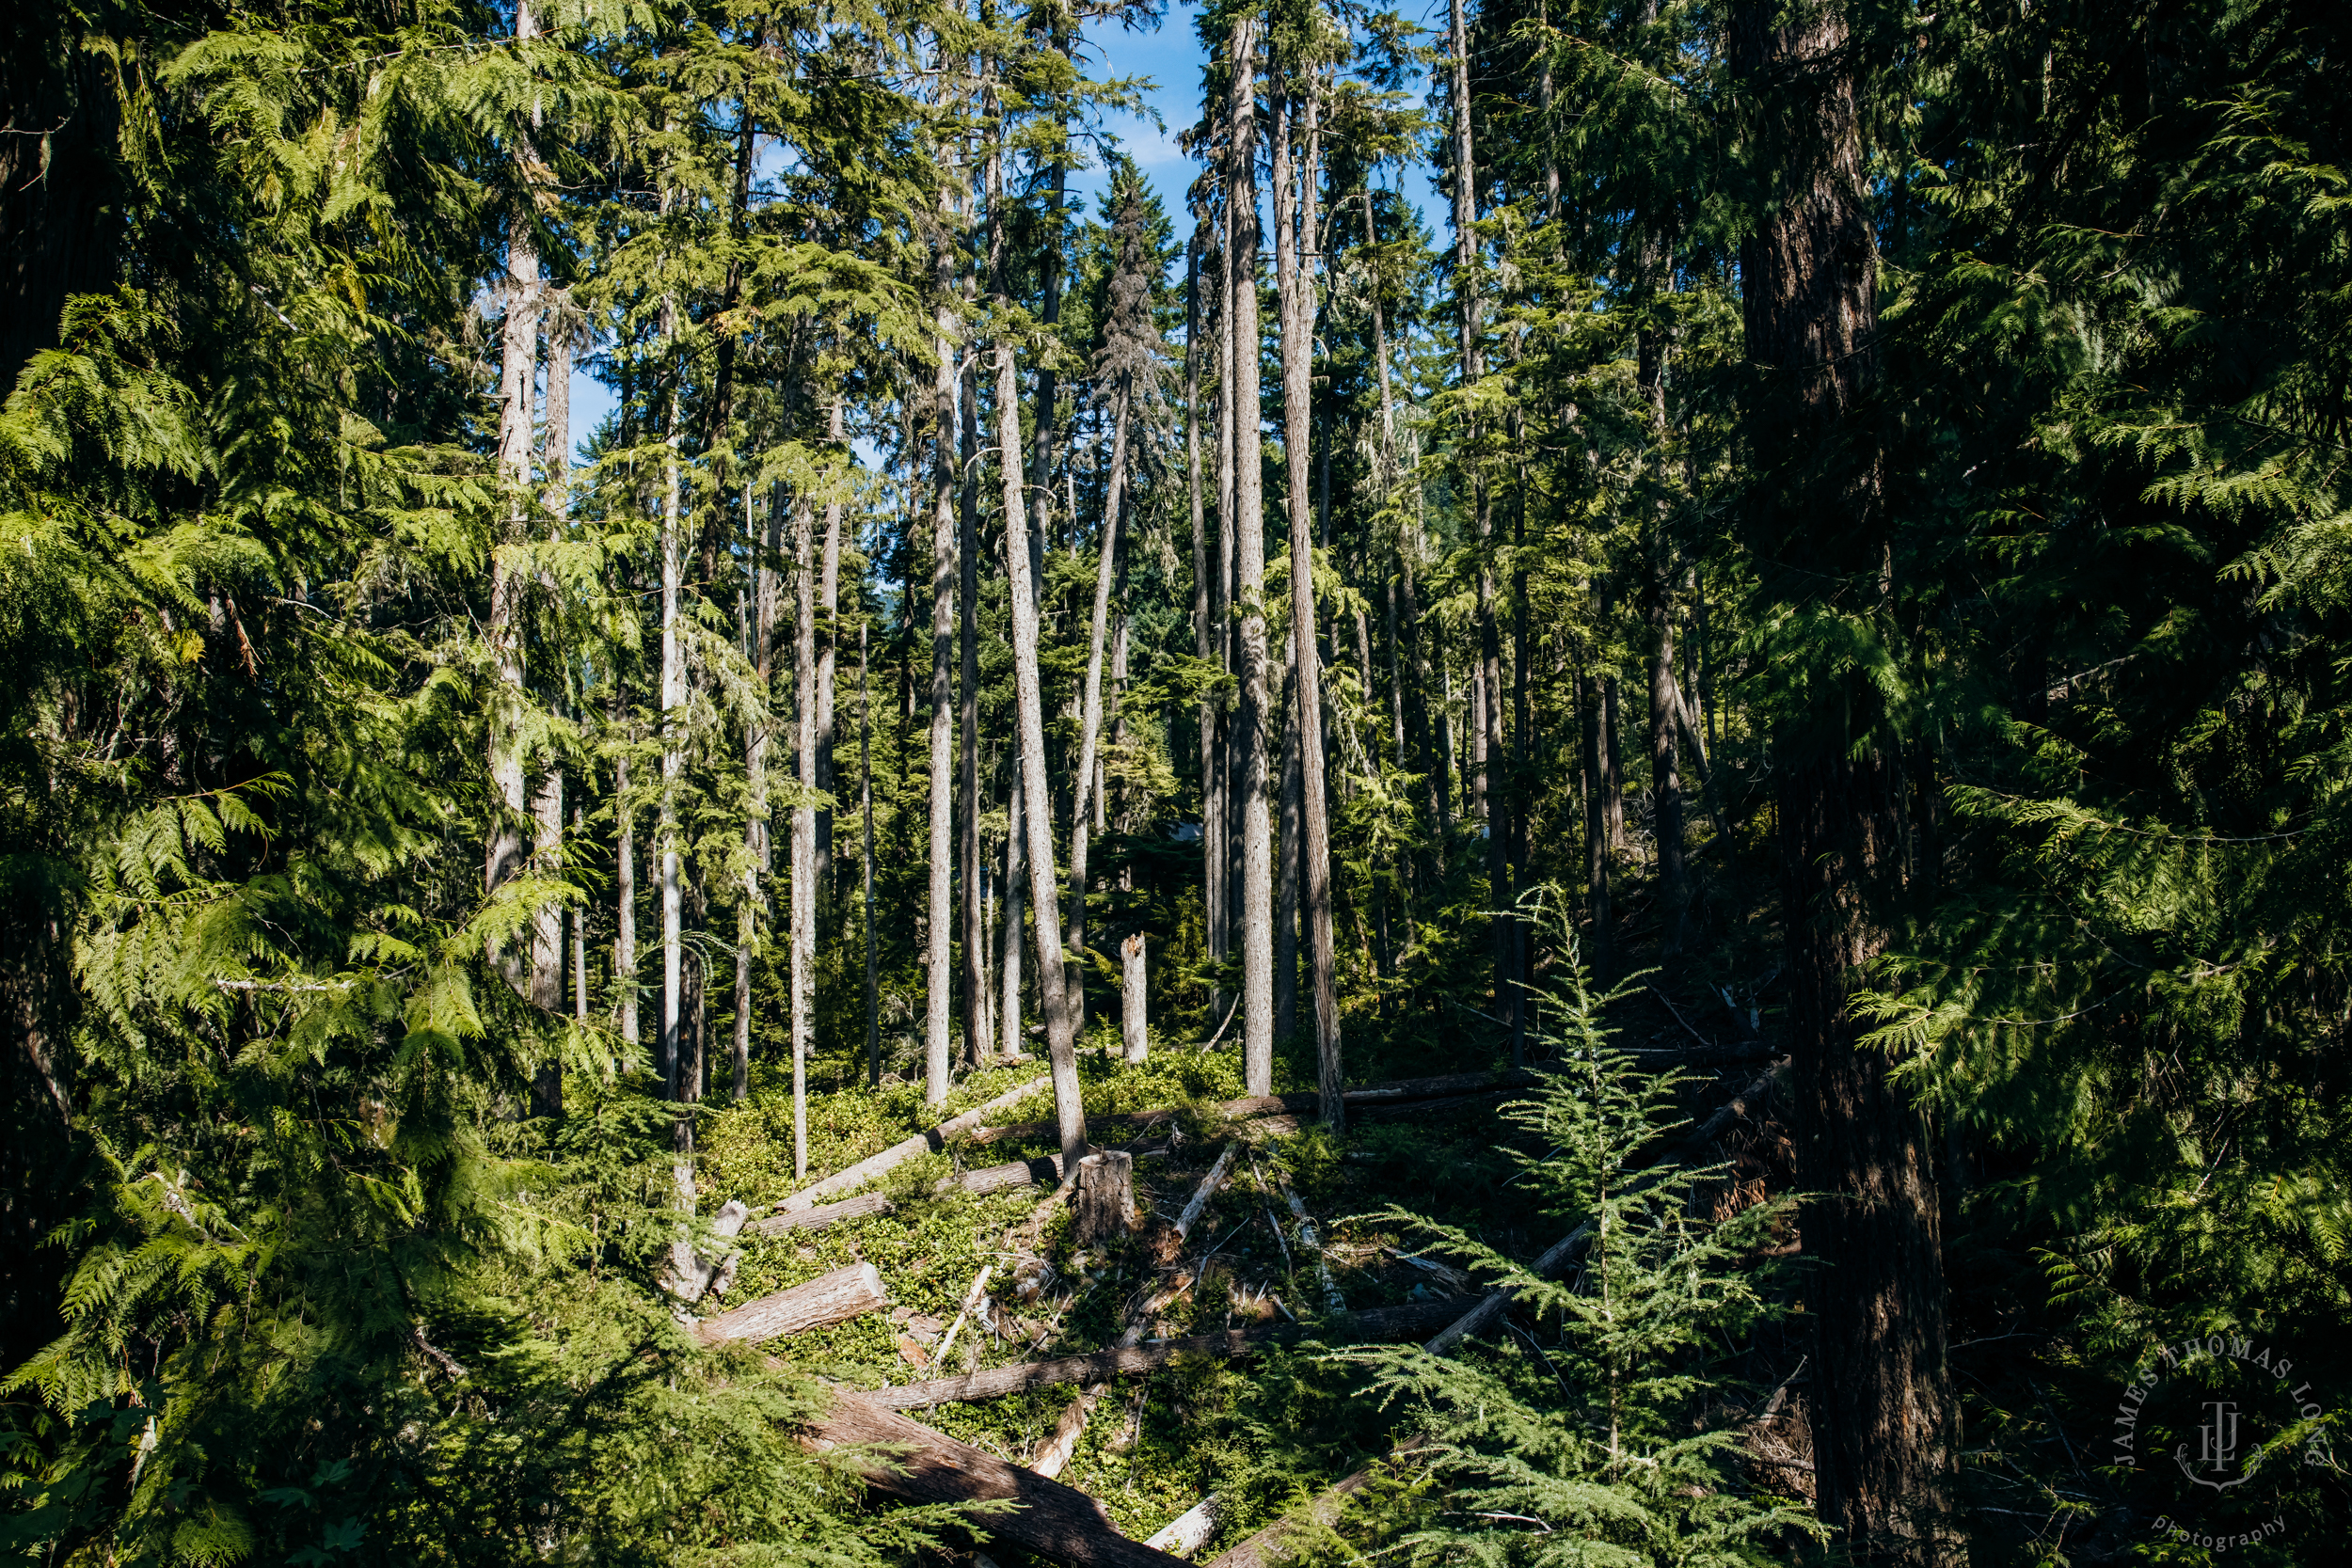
[778,1073,1050,1211]
[1143,1495,1222,1557]
[1121,933,1149,1062]
[864,1298,1470,1410]
[745,1153,1070,1238]
[697,1261,886,1345]
[1072,1150,1136,1246]
[1173,1146,1235,1241]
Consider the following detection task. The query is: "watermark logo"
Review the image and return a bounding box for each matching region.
[2107,1328,2336,1552]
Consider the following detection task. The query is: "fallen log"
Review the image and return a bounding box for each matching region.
[864,1297,1473,1410]
[1172,1146,1235,1241]
[779,1074,1052,1212]
[747,1149,1143,1240]
[698,1261,887,1345]
[808,1389,1188,1568]
[1143,1495,1222,1557]
[1035,1266,1197,1478]
[1207,1059,1791,1568]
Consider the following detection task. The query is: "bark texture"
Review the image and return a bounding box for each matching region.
[1228,17,1275,1097]
[1731,4,1954,1560]
[697,1261,886,1344]
[806,1392,1189,1568]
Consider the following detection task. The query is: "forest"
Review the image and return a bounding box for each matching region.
[2,0,2347,1564]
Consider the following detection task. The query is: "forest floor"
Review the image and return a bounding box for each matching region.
[691,972,1811,1561]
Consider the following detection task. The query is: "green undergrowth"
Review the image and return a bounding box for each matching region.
[691,1022,1549,1557]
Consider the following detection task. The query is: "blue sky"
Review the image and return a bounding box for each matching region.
[565,1,1447,449]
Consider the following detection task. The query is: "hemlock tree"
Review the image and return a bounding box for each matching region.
[1358,917,1823,1565]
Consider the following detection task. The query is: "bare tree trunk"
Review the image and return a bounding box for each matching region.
[1200,209,1231,1029]
[1000,754,1025,1060]
[1278,65,1343,1122]
[926,210,961,1105]
[736,479,778,1102]
[863,621,880,1089]
[1274,652,1301,1045]
[791,483,817,1179]
[816,404,844,895]
[1580,657,1611,973]
[1469,661,1486,821]
[529,261,570,1117]
[1731,3,1953,1560]
[485,0,541,1003]
[659,283,685,1105]
[571,807,588,1022]
[992,119,1088,1165]
[1120,933,1147,1063]
[1229,15,1275,1097]
[1068,371,1134,1021]
[960,284,987,1070]
[615,740,638,1044]
[1648,584,1687,958]
[529,286,570,1036]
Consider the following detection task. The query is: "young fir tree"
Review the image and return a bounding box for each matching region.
[1353,908,1821,1566]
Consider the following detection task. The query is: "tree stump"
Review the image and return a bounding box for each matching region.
[1071,1150,1136,1246]
[1120,933,1148,1062]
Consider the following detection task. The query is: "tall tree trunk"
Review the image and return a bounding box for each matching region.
[1275,64,1343,1121]
[1000,754,1025,1061]
[1731,4,1953,1560]
[1184,225,1211,986]
[1449,0,1509,1032]
[486,0,541,1002]
[790,484,818,1179]
[960,288,988,1069]
[1599,580,1625,858]
[738,475,780,1103]
[816,404,845,894]
[1029,22,1070,549]
[1406,503,1447,847]
[1202,202,1232,1026]
[1275,649,1301,1046]
[1068,371,1133,1016]
[864,620,881,1089]
[530,272,570,1117]
[997,340,1087,1164]
[659,282,685,1107]
[1581,657,1611,973]
[1228,15,1275,1097]
[615,737,638,1044]
[1647,582,1687,958]
[926,214,961,1105]
[570,803,589,1022]
[992,118,1088,1167]
[1507,411,1531,1066]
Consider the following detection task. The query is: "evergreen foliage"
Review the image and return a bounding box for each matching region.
[1354,927,1821,1566]
[5,0,2350,1562]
